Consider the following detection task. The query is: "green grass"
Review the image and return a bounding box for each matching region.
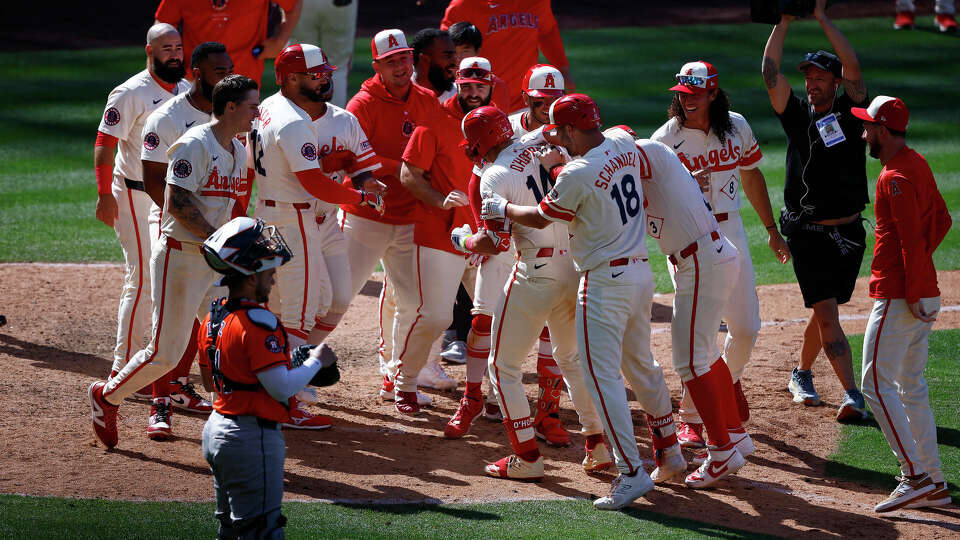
[1,17,958,292]
[0,495,766,539]
[827,328,960,500]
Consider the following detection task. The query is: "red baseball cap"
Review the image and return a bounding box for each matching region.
[669,61,719,94]
[851,95,909,132]
[371,29,412,61]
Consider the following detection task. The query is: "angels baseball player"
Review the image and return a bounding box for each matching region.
[136,41,234,438]
[482,94,682,510]
[94,23,189,402]
[651,61,789,447]
[89,75,258,449]
[457,106,611,481]
[609,125,753,489]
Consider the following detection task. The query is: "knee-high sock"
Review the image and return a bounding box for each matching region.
[535,326,563,423]
[466,315,491,383]
[683,363,732,448]
[309,312,343,345]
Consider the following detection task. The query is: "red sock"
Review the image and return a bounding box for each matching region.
[710,358,742,430]
[465,381,482,399]
[683,367,731,448]
[585,433,604,450]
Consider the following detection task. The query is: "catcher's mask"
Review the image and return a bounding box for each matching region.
[202,217,292,285]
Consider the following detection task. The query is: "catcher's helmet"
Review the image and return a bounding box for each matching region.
[522,64,564,98]
[202,217,292,281]
[543,93,601,133]
[275,44,337,85]
[461,106,514,161]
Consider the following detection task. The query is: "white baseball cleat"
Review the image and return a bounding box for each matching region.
[484,454,544,482]
[440,341,467,364]
[685,443,746,489]
[691,429,754,466]
[904,481,951,509]
[593,471,655,510]
[650,445,687,484]
[875,474,936,513]
[582,442,613,472]
[418,360,457,391]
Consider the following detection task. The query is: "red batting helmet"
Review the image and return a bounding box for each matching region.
[275,44,337,85]
[543,93,601,132]
[461,106,514,161]
[522,64,565,98]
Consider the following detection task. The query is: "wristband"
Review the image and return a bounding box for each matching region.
[94,164,114,195]
[765,224,777,230]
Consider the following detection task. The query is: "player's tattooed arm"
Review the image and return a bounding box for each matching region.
[843,77,868,105]
[761,57,779,90]
[167,185,217,239]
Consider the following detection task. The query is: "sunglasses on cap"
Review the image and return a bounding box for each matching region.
[675,73,716,88]
[299,71,330,80]
[458,67,491,80]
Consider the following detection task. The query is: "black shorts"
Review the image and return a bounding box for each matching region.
[787,220,866,308]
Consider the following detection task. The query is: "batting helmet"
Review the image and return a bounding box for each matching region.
[461,106,513,161]
[275,44,337,85]
[522,64,564,98]
[202,217,292,281]
[543,93,601,132]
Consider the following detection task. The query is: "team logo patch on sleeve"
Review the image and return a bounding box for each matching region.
[172,159,193,178]
[104,107,121,126]
[143,132,160,151]
[360,140,371,151]
[547,187,559,200]
[301,142,318,161]
[264,334,283,353]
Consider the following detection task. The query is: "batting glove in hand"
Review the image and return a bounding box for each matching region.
[481,195,508,220]
[359,191,384,214]
[450,223,474,253]
[290,344,316,368]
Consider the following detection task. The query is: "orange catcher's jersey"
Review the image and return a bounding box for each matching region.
[98,69,190,184]
[198,298,293,424]
[481,140,569,253]
[162,124,247,242]
[650,112,763,214]
[537,133,649,272]
[249,92,324,205]
[606,129,717,256]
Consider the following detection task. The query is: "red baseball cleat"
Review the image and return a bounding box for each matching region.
[89,381,119,448]
[894,11,915,30]
[534,415,571,447]
[444,394,483,439]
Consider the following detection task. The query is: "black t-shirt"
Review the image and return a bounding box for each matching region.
[777,90,870,220]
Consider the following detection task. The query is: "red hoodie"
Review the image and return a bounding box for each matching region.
[344,74,444,224]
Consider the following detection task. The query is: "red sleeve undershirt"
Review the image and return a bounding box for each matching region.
[294,169,363,204]
[94,131,119,195]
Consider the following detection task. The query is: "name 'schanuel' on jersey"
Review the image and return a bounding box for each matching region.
[596,149,649,187]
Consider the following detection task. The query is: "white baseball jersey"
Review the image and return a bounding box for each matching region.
[538,134,649,272]
[141,93,211,165]
[162,124,247,242]
[608,132,717,256]
[481,140,568,252]
[249,92,323,204]
[508,111,532,139]
[650,112,763,214]
[98,69,190,184]
[311,104,381,204]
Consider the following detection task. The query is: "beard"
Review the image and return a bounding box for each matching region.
[428,64,454,93]
[299,83,327,103]
[200,76,216,101]
[318,79,333,102]
[458,91,492,114]
[153,55,185,83]
[254,279,271,303]
[867,140,881,158]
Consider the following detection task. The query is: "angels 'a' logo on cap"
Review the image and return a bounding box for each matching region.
[544,73,556,88]
[104,107,120,126]
[143,132,160,151]
[301,142,317,161]
[388,34,400,48]
[173,159,192,179]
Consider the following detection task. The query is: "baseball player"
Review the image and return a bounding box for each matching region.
[250,44,381,428]
[138,41,234,440]
[89,75,259,449]
[456,106,612,480]
[651,61,789,448]
[852,96,952,512]
[289,0,359,108]
[197,216,341,538]
[446,22,513,110]
[95,23,189,386]
[609,125,753,489]
[481,94,683,510]
[310,30,444,406]
[509,64,565,139]
[411,28,458,103]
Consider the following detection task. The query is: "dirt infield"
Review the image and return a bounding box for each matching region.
[1,263,958,537]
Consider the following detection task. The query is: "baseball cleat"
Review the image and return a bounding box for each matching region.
[582,442,613,472]
[418,360,458,391]
[685,443,746,489]
[836,388,868,423]
[651,444,687,484]
[534,415,571,447]
[936,13,958,33]
[147,397,173,441]
[379,375,431,405]
[444,394,483,439]
[904,482,952,509]
[282,402,333,430]
[893,11,915,30]
[676,421,705,448]
[483,400,503,422]
[733,380,750,423]
[89,381,119,449]
[169,378,213,413]
[875,474,936,513]
[440,340,467,364]
[593,471,655,510]
[484,454,544,482]
[394,391,422,415]
[692,429,754,466]
[788,367,820,406]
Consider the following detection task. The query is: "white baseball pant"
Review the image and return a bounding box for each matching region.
[103,236,220,403]
[896,0,955,15]
[473,252,514,317]
[577,258,674,476]
[488,252,604,441]
[288,0,358,109]
[862,296,943,483]
[110,181,155,374]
